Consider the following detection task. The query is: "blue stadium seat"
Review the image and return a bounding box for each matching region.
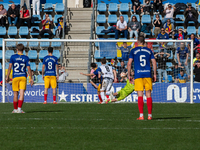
[175,15,184,24]
[6,38,16,47]
[23,50,26,55]
[0,38,3,47]
[107,26,115,35]
[43,3,53,12]
[8,26,17,36]
[96,62,101,67]
[130,14,140,22]
[39,50,48,59]
[19,26,29,36]
[119,3,129,13]
[30,62,36,71]
[97,3,107,12]
[94,50,102,59]
[198,27,200,35]
[191,3,196,9]
[37,75,44,83]
[154,50,159,53]
[38,62,43,71]
[141,15,151,24]
[0,63,1,69]
[30,26,40,36]
[176,26,184,30]
[43,14,53,21]
[51,38,61,47]
[0,27,6,35]
[5,50,14,59]
[40,38,50,47]
[96,26,105,35]
[187,26,196,35]
[120,15,128,23]
[55,3,64,13]
[18,38,28,47]
[28,50,37,59]
[0,50,2,59]
[198,15,200,23]
[108,15,117,24]
[108,3,118,13]
[29,38,39,47]
[5,62,9,69]
[166,62,173,71]
[54,14,63,24]
[96,15,106,24]
[1,3,8,10]
[53,50,60,59]
[163,75,173,83]
[32,15,41,24]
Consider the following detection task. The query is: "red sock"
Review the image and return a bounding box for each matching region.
[147,97,152,115]
[98,95,103,102]
[53,96,56,102]
[44,94,47,101]
[13,101,18,109]
[18,100,23,108]
[138,97,144,114]
[106,95,109,99]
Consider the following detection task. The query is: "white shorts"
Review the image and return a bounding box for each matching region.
[100,78,113,91]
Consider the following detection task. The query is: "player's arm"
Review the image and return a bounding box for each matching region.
[151,58,157,82]
[112,69,117,83]
[80,72,94,77]
[42,64,45,80]
[127,58,133,82]
[56,64,59,80]
[27,66,33,86]
[6,63,12,82]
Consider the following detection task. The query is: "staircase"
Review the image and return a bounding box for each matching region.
[64,8,93,83]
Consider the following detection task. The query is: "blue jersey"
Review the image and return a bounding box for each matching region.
[0,69,2,82]
[43,55,58,76]
[176,47,188,59]
[129,46,155,79]
[119,46,132,61]
[93,68,103,84]
[157,33,169,39]
[9,54,30,79]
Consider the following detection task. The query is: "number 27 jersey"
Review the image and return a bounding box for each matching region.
[129,46,155,79]
[43,55,58,76]
[9,54,30,79]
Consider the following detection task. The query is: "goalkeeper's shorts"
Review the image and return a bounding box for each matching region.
[116,80,135,101]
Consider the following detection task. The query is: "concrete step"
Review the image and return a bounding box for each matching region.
[66,58,88,64]
[66,34,91,39]
[68,30,91,34]
[67,64,88,68]
[68,8,93,11]
[66,51,88,55]
[66,66,88,70]
[66,54,88,58]
[65,43,90,47]
[68,11,92,20]
[68,22,91,30]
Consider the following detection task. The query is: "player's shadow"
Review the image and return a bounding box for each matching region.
[26,110,65,113]
[153,117,191,120]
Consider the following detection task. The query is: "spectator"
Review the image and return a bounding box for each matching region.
[128,15,140,39]
[153,14,162,38]
[116,42,132,66]
[40,14,53,38]
[55,17,67,38]
[32,0,40,15]
[7,4,19,26]
[188,33,199,55]
[19,6,31,29]
[20,0,31,16]
[163,19,174,35]
[140,0,151,16]
[194,62,200,83]
[0,4,7,27]
[57,64,68,83]
[193,53,200,68]
[115,16,128,39]
[131,0,141,14]
[162,4,175,25]
[170,63,184,81]
[172,28,186,47]
[116,61,127,81]
[157,27,169,51]
[184,3,198,28]
[155,51,170,83]
[27,70,38,84]
[176,70,188,83]
[176,43,190,75]
[153,0,162,14]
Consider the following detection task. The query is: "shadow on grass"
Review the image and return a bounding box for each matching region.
[153,117,191,120]
[26,110,65,113]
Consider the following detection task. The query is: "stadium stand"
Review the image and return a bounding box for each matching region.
[0,27,6,36]
[39,50,48,60]
[55,3,64,13]
[97,14,106,24]
[43,3,53,13]
[97,3,106,13]
[38,62,43,72]
[28,50,38,59]
[19,27,29,36]
[37,75,44,83]
[108,14,117,24]
[108,3,118,13]
[8,26,17,36]
[5,50,14,59]
[119,3,129,13]
[30,62,37,71]
[18,38,28,47]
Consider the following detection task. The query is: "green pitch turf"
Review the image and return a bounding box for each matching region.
[0,103,200,150]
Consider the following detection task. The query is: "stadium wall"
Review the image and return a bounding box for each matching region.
[2,83,200,103]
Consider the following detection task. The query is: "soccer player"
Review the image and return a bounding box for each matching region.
[127,36,157,120]
[6,44,33,113]
[42,47,59,104]
[80,58,117,103]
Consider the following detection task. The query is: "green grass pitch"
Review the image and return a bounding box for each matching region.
[0,103,200,150]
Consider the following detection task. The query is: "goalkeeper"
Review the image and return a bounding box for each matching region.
[106,77,135,103]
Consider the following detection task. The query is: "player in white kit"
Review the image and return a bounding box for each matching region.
[80,58,117,103]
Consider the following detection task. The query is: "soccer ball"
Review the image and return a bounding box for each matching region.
[120,72,126,78]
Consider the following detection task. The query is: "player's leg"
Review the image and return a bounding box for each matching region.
[12,91,18,113]
[144,78,153,120]
[105,79,113,100]
[51,76,57,104]
[52,88,57,104]
[17,77,27,113]
[135,78,144,120]
[44,76,50,104]
[100,79,108,103]
[97,84,103,104]
[44,88,48,104]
